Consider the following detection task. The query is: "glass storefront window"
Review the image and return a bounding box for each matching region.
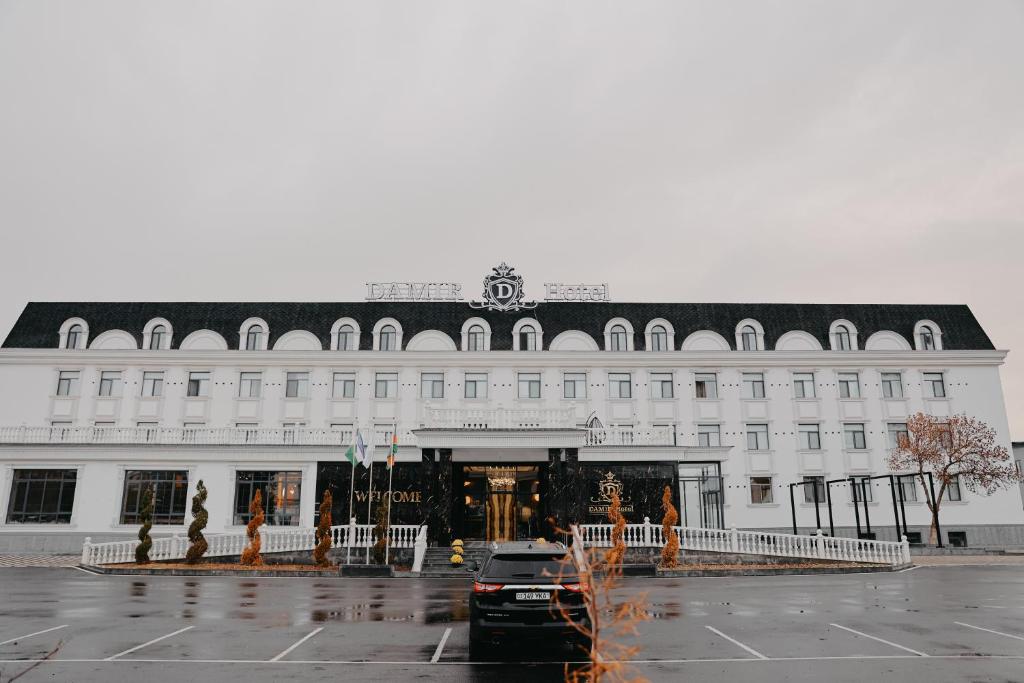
[234,471,302,526]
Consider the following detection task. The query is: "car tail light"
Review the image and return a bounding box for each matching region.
[561,582,588,593]
[473,581,504,593]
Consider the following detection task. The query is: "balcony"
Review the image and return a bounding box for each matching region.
[0,425,405,447]
[583,426,676,447]
[422,405,576,430]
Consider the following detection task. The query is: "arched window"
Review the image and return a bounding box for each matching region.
[834,325,851,351]
[245,325,263,351]
[920,326,935,350]
[650,325,668,351]
[66,324,83,350]
[519,325,537,351]
[379,325,397,351]
[467,324,485,351]
[741,325,757,351]
[336,324,355,351]
[149,325,166,350]
[609,324,627,351]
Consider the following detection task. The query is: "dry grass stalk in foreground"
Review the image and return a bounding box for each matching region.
[553,493,649,683]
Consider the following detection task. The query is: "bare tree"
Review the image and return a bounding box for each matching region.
[888,412,1021,545]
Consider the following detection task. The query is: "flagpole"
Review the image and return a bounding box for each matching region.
[385,454,395,565]
[365,456,374,564]
[346,447,356,565]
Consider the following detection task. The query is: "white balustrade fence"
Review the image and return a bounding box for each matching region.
[82,521,428,568]
[0,425,414,447]
[583,426,676,447]
[423,405,576,429]
[576,518,911,567]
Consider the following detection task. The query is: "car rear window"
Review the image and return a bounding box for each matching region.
[483,553,577,580]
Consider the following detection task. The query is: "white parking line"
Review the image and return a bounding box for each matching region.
[704,625,767,660]
[104,626,194,661]
[431,627,453,663]
[0,624,68,646]
[829,623,929,657]
[269,627,323,662]
[955,621,1024,642]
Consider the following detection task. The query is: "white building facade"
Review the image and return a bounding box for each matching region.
[0,294,1021,553]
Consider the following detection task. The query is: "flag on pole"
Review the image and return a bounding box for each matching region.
[387,433,398,469]
[355,430,370,468]
[343,432,359,466]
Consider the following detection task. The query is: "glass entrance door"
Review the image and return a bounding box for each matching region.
[460,465,541,541]
[678,463,724,529]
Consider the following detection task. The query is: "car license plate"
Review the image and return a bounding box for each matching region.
[515,591,551,601]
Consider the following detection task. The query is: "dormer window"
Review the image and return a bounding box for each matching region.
[149,325,166,350]
[740,325,757,351]
[467,325,485,351]
[519,325,537,351]
[650,325,668,351]
[834,325,851,351]
[66,324,83,350]
[379,325,397,351]
[609,325,627,351]
[920,326,935,350]
[336,325,355,351]
[245,325,263,351]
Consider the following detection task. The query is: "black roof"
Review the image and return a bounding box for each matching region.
[0,301,994,351]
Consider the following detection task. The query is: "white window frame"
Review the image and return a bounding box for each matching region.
[608,373,632,400]
[464,373,488,399]
[285,371,310,399]
[374,372,398,399]
[837,372,861,399]
[517,372,541,400]
[650,372,674,399]
[563,372,587,400]
[420,372,445,399]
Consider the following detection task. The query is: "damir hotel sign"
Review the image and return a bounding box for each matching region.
[365,262,610,310]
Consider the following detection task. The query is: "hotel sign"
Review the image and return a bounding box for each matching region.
[365,282,463,302]
[588,471,634,516]
[544,283,610,302]
[469,263,537,312]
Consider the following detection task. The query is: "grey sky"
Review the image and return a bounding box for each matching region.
[1,1,1022,434]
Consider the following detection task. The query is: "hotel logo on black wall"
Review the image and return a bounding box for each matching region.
[588,471,634,515]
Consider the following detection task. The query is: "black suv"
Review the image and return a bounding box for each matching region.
[468,541,591,654]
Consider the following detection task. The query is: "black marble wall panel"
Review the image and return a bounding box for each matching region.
[315,462,428,526]
[566,462,679,525]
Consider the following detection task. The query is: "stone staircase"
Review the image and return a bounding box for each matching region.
[419,543,491,578]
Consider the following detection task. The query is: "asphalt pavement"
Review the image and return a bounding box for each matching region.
[1,565,1023,682]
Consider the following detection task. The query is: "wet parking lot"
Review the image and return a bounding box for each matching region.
[1,565,1023,682]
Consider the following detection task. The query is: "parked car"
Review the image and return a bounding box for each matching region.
[467,540,591,655]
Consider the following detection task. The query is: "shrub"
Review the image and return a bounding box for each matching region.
[240,489,264,566]
[135,486,154,564]
[185,480,209,564]
[660,485,680,569]
[371,500,388,564]
[313,490,333,567]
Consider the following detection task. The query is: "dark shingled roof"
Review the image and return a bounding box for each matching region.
[1,301,994,351]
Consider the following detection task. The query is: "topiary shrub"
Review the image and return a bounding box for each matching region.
[660,485,680,569]
[185,480,209,564]
[371,500,388,565]
[240,489,264,566]
[135,486,154,564]
[313,490,333,567]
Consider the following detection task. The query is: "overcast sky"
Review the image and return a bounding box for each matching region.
[1,1,1022,434]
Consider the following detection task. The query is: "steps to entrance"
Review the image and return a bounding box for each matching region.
[419,546,490,577]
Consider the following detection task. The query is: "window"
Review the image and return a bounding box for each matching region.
[120,470,188,525]
[66,324,83,349]
[697,424,721,448]
[740,325,757,351]
[285,372,309,398]
[793,372,815,398]
[518,372,541,399]
[798,424,821,450]
[920,326,935,350]
[141,371,163,397]
[465,373,488,399]
[187,371,210,397]
[881,372,904,399]
[149,325,166,350]
[947,475,962,502]
[608,373,632,399]
[746,424,769,450]
[375,372,398,399]
[742,372,765,399]
[803,476,825,503]
[421,372,444,399]
[695,373,718,399]
[750,477,773,504]
[834,325,852,351]
[379,325,397,351]
[233,471,301,526]
[519,325,537,351]
[332,372,355,399]
[563,372,587,399]
[6,469,77,523]
[98,371,122,397]
[650,325,668,351]
[898,475,919,502]
[837,372,860,399]
[844,423,867,450]
[651,373,673,399]
[54,370,80,396]
[467,325,485,351]
[887,423,909,449]
[336,324,355,351]
[852,479,874,503]
[609,325,627,351]
[923,372,946,398]
[245,325,263,351]
[239,372,262,398]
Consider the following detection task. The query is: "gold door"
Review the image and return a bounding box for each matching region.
[486,493,515,542]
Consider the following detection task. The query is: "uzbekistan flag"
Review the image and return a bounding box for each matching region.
[344,429,369,467]
[387,433,398,469]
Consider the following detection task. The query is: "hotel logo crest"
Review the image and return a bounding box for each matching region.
[469,262,537,312]
[588,471,634,515]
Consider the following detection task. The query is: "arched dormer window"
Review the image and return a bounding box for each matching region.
[519,325,537,350]
[150,325,167,350]
[246,325,263,350]
[460,318,492,351]
[67,324,83,349]
[337,325,355,350]
[735,319,765,351]
[835,325,851,350]
[511,318,543,351]
[468,325,485,350]
[828,320,858,351]
[372,318,403,351]
[650,326,667,351]
[238,318,269,351]
[914,320,943,351]
[644,319,675,351]
[380,325,397,351]
[603,318,635,351]
[609,325,627,351]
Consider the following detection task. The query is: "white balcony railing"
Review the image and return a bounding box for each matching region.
[423,405,577,430]
[583,426,676,447]
[0,426,410,447]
